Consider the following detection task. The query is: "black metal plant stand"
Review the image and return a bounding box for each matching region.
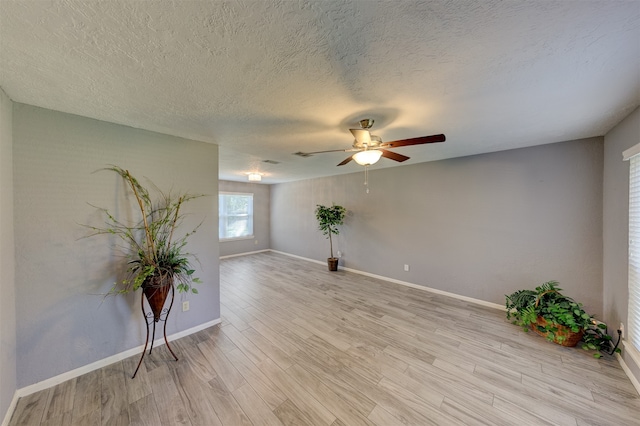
[131,285,179,378]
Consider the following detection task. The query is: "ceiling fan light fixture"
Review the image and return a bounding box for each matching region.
[353,150,382,166]
[247,173,263,182]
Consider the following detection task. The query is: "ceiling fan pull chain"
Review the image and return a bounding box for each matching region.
[364,165,370,193]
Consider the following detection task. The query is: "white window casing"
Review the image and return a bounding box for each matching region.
[219,192,254,241]
[625,142,640,354]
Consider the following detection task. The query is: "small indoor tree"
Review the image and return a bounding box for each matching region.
[315,204,346,271]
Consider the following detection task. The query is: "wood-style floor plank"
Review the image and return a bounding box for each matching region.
[285,363,376,426]
[205,376,252,426]
[41,377,75,424]
[226,347,288,410]
[128,394,161,426]
[71,369,101,421]
[8,389,48,426]
[169,362,222,426]
[147,364,191,426]
[196,339,246,392]
[258,358,336,426]
[122,356,152,405]
[8,252,640,425]
[39,411,73,426]
[101,361,130,425]
[232,383,284,426]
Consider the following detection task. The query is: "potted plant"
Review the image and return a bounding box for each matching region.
[505,281,619,358]
[84,166,202,320]
[315,204,346,271]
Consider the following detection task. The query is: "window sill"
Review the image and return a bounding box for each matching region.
[220,236,255,242]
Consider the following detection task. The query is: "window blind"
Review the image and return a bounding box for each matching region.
[219,192,254,240]
[628,152,640,352]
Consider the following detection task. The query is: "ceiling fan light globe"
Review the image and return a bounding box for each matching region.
[353,150,382,166]
[247,173,262,182]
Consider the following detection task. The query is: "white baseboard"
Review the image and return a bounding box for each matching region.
[13,318,221,400]
[269,250,326,266]
[268,250,505,311]
[618,340,640,396]
[616,350,640,396]
[220,249,270,259]
[1,393,19,426]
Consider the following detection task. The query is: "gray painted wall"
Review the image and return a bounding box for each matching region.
[12,104,220,388]
[271,138,604,315]
[0,88,16,421]
[603,106,640,384]
[219,180,270,257]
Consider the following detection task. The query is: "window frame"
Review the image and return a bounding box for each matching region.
[623,143,640,363]
[218,191,254,241]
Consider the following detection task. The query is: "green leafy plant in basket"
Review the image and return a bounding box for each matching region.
[505,281,619,358]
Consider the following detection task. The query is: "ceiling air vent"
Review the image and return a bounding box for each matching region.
[293,152,312,158]
[262,159,280,164]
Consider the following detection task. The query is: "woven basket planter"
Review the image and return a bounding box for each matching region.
[531,316,584,347]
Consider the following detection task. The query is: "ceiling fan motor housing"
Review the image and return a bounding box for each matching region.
[359,118,374,129]
[353,134,382,149]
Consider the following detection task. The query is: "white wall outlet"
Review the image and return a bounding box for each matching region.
[255,239,259,245]
[404,264,410,272]
[337,251,342,258]
[182,301,190,312]
[620,323,625,339]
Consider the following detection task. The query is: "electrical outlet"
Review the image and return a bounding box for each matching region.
[620,323,625,339]
[404,264,410,272]
[255,239,259,245]
[182,301,190,312]
[337,251,342,258]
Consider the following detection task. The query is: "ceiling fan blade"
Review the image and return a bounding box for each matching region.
[297,149,346,155]
[350,128,371,145]
[294,148,358,156]
[337,156,353,166]
[383,134,446,148]
[379,149,410,162]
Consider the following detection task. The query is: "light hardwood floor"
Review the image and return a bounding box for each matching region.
[9,252,640,425]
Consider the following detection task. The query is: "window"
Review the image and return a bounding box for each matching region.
[219,192,253,240]
[624,143,640,353]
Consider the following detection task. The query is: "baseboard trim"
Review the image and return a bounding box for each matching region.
[269,250,326,266]
[220,249,270,259]
[1,393,20,426]
[619,340,640,395]
[622,340,640,372]
[616,351,640,396]
[269,250,505,311]
[14,318,221,399]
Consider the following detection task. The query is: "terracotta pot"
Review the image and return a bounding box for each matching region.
[327,257,339,271]
[531,316,584,347]
[142,274,172,322]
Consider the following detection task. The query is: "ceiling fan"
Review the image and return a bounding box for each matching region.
[294,119,446,166]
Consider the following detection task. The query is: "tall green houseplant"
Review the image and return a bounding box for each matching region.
[315,204,346,271]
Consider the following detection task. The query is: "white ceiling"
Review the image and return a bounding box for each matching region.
[1,1,638,184]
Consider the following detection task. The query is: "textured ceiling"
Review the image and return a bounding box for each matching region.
[1,0,639,183]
